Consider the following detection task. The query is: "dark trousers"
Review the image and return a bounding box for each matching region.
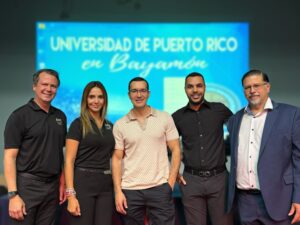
[9,173,59,225]
[67,169,113,225]
[237,191,292,225]
[122,183,175,225]
[180,170,233,225]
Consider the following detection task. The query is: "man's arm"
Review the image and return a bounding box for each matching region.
[59,171,66,205]
[60,114,68,205]
[167,139,181,189]
[289,108,300,224]
[4,148,27,220]
[112,149,127,215]
[176,152,187,185]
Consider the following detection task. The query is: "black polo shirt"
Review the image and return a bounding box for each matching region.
[172,100,233,170]
[4,99,67,177]
[67,118,115,170]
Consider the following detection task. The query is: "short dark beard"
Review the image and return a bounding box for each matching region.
[189,98,205,107]
[189,100,201,106]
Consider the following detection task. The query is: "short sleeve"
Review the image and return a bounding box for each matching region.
[67,118,82,142]
[113,121,124,151]
[165,112,179,141]
[4,112,24,149]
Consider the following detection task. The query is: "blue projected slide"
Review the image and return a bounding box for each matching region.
[36,22,249,125]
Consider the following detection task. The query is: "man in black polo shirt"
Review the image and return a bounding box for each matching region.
[172,72,233,225]
[4,69,67,225]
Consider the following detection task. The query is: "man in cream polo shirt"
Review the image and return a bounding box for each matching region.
[112,77,181,225]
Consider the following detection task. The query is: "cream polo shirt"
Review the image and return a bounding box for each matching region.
[113,107,179,190]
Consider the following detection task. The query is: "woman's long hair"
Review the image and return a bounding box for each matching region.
[80,81,108,137]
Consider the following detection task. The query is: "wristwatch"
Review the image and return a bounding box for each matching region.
[8,191,19,199]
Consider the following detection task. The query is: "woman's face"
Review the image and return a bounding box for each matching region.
[87,87,105,114]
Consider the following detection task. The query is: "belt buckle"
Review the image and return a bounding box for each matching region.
[199,171,211,177]
[204,171,211,177]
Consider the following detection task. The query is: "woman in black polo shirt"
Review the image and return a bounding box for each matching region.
[64,81,115,225]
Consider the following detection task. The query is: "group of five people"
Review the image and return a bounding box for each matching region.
[3,68,300,225]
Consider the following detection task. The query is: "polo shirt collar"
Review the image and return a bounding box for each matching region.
[126,106,156,122]
[28,98,54,114]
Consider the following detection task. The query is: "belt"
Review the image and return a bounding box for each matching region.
[18,172,59,183]
[75,167,111,175]
[184,166,226,177]
[237,188,261,195]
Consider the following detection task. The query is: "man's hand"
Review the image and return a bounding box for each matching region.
[177,174,187,185]
[9,195,27,220]
[168,180,176,190]
[59,173,66,205]
[115,191,128,215]
[289,203,300,224]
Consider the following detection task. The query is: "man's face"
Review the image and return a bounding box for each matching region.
[33,72,58,105]
[243,74,270,108]
[128,81,150,109]
[185,76,206,105]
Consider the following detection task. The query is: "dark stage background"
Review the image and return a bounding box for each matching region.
[0,1,300,224]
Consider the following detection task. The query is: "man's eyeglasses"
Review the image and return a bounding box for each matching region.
[129,89,149,94]
[244,83,267,91]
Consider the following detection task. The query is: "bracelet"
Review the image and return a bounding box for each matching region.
[65,188,76,197]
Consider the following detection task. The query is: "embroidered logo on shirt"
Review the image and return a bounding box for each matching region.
[105,123,112,130]
[56,118,63,125]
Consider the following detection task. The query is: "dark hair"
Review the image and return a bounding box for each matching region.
[128,77,149,91]
[185,72,205,86]
[241,69,269,85]
[33,69,60,87]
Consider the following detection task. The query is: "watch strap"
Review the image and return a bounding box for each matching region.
[8,191,19,199]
